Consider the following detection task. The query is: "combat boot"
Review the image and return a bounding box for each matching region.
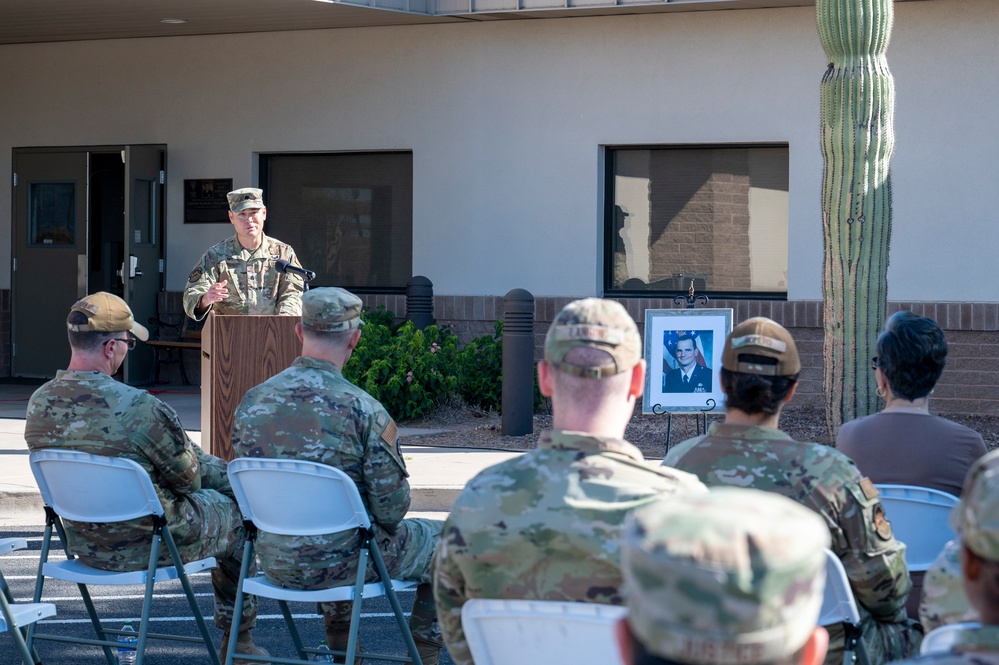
[325,622,364,664]
[413,635,443,665]
[219,626,271,665]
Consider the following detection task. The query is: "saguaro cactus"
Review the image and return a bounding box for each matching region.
[817,0,894,437]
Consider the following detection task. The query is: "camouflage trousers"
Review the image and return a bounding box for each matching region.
[824,612,923,665]
[258,517,443,642]
[66,489,258,630]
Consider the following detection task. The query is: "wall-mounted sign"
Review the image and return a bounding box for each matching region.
[184,178,233,224]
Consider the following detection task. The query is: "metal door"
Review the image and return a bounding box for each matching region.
[12,150,89,377]
[122,146,166,385]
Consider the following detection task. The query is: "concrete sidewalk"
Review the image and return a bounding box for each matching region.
[0,382,522,526]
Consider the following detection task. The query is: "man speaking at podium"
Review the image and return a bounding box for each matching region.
[184,187,305,320]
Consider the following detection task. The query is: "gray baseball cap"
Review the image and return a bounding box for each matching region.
[622,487,829,665]
[301,287,364,332]
[227,187,265,213]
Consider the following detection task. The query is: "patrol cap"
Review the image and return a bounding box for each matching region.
[67,292,149,342]
[721,317,800,376]
[544,298,641,379]
[622,487,829,665]
[301,287,364,333]
[953,449,999,561]
[227,187,265,213]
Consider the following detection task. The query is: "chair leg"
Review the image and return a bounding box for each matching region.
[225,538,255,665]
[344,547,369,665]
[2,568,44,665]
[277,600,309,661]
[162,528,221,665]
[134,532,163,665]
[367,541,423,665]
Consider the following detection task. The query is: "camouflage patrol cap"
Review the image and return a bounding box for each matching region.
[721,317,800,376]
[227,187,265,212]
[544,298,641,379]
[301,287,364,333]
[953,449,999,561]
[67,292,149,341]
[622,487,829,665]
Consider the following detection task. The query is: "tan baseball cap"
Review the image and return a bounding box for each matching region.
[67,292,149,341]
[301,287,364,332]
[953,449,999,561]
[227,187,265,213]
[721,317,800,376]
[544,298,641,379]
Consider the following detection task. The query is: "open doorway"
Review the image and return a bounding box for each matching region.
[12,146,165,383]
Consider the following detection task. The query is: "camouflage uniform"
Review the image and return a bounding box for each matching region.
[183,233,304,320]
[895,627,999,665]
[665,423,921,665]
[24,370,256,630]
[920,541,979,632]
[621,486,830,664]
[434,430,708,665]
[232,351,441,643]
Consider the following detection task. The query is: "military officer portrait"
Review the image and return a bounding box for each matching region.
[662,332,713,393]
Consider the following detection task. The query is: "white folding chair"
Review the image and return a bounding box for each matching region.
[461,598,625,665]
[919,621,982,655]
[819,548,870,665]
[27,449,220,665]
[1,538,57,665]
[875,484,959,572]
[226,457,423,665]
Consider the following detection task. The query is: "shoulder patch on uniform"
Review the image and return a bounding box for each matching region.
[187,266,203,283]
[873,503,894,541]
[859,477,879,501]
[381,420,398,448]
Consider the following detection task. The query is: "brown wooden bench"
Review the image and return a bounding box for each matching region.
[146,317,202,385]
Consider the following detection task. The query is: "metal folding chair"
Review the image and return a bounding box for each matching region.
[1,538,56,665]
[461,598,625,665]
[226,457,423,665]
[875,484,959,572]
[920,621,982,655]
[819,548,870,665]
[27,449,221,665]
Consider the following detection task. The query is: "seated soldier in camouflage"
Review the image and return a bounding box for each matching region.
[24,292,265,663]
[433,298,707,665]
[898,449,999,664]
[616,487,831,665]
[664,317,921,665]
[232,287,443,664]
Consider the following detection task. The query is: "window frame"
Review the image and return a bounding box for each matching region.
[602,142,789,301]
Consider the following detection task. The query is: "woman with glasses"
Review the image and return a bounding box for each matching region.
[836,310,986,498]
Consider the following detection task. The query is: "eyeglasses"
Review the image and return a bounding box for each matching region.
[871,356,878,371]
[105,337,137,351]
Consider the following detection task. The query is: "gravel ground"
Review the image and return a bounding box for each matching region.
[403,403,999,460]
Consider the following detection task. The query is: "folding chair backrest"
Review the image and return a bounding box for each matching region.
[920,622,982,655]
[29,449,164,523]
[461,598,626,665]
[228,458,371,536]
[875,484,959,572]
[818,549,862,628]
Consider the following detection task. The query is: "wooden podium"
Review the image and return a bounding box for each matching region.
[201,314,300,460]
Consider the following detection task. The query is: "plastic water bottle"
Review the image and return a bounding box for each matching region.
[117,622,137,665]
[313,639,335,662]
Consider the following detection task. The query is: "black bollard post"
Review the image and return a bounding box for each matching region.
[406,276,434,330]
[502,289,535,436]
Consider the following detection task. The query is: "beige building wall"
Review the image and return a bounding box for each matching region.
[0,0,994,301]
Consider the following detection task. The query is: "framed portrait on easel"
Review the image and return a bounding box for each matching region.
[642,308,733,414]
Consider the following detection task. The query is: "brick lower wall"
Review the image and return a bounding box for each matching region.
[5,290,994,417]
